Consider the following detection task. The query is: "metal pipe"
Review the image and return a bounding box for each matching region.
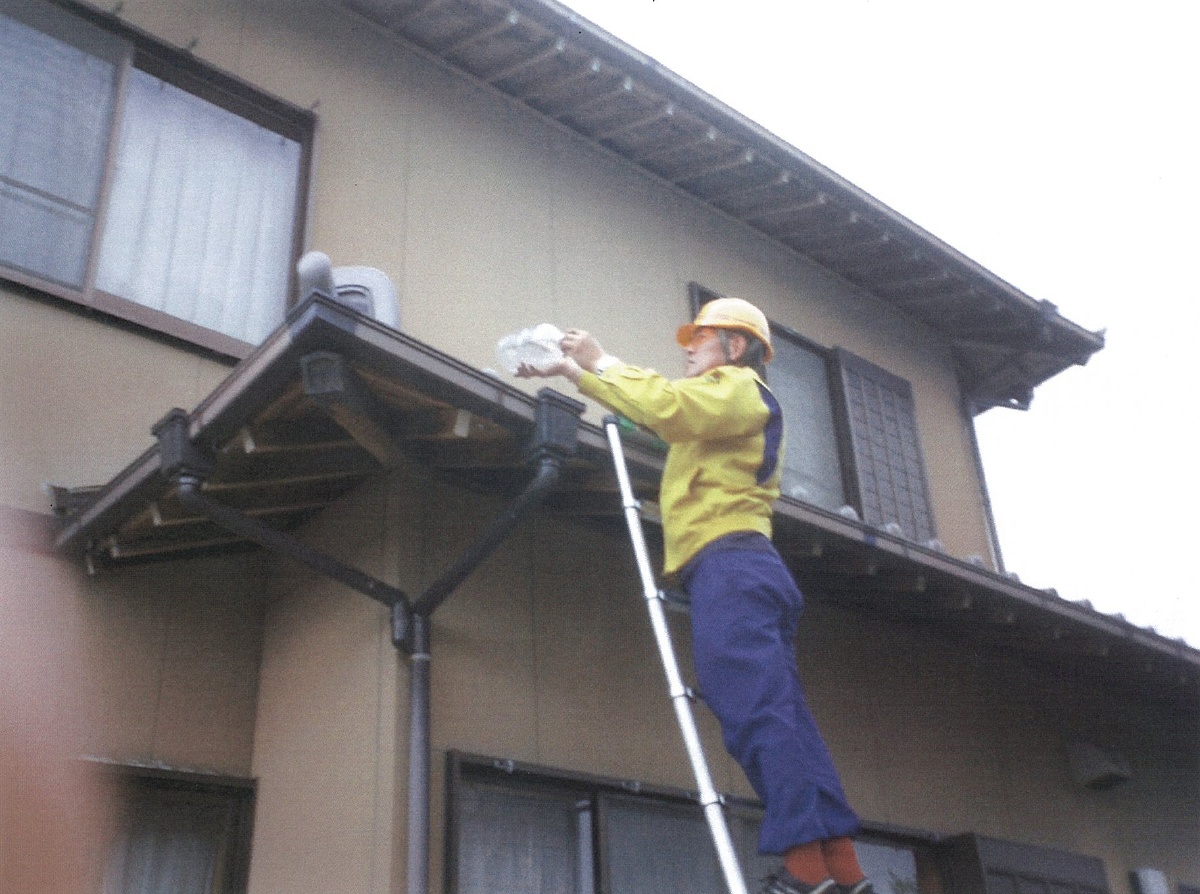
[406,449,567,894]
[168,389,580,894]
[175,476,410,613]
[412,455,562,616]
[406,614,432,894]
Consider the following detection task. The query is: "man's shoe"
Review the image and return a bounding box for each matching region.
[760,870,836,894]
[837,882,877,894]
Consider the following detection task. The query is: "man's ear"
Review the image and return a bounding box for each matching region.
[726,332,749,363]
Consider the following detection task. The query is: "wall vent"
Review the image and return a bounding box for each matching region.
[1068,742,1132,790]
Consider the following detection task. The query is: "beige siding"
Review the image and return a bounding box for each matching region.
[0,289,237,512]
[81,553,266,775]
[0,510,264,776]
[237,463,1198,893]
[20,0,995,562]
[0,0,994,560]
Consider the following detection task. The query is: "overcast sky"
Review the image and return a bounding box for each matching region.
[556,0,1200,646]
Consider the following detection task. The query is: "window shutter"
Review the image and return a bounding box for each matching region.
[833,348,936,543]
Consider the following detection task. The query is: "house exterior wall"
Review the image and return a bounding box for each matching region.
[137,0,996,568]
[3,2,1196,893]
[239,459,1200,894]
[0,505,266,776]
[0,290,237,513]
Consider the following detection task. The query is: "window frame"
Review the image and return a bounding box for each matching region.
[687,283,937,543]
[446,751,945,894]
[829,345,937,543]
[0,0,314,360]
[446,751,772,894]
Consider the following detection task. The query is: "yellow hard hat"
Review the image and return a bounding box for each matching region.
[676,297,773,361]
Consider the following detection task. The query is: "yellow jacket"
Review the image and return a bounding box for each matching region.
[579,363,783,574]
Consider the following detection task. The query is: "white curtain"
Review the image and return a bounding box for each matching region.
[456,783,587,894]
[0,0,120,286]
[102,800,226,894]
[96,69,301,345]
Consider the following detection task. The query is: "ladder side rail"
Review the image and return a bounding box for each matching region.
[603,418,749,894]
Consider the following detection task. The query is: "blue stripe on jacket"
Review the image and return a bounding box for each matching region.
[755,381,783,486]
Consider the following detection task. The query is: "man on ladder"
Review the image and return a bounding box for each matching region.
[517,298,875,894]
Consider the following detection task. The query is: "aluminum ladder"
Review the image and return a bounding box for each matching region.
[603,416,749,894]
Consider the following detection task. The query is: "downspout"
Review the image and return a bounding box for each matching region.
[156,387,584,894]
[963,396,1006,574]
[403,452,564,894]
[401,389,583,894]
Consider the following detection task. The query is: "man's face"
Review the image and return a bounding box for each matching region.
[683,327,728,377]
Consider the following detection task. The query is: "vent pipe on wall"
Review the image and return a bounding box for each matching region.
[297,250,401,329]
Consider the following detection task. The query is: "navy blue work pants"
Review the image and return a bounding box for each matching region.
[683,540,860,854]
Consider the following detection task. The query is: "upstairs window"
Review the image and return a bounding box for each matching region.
[0,0,310,355]
[689,285,937,543]
[770,331,847,512]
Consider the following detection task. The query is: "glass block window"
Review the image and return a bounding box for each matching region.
[834,348,936,543]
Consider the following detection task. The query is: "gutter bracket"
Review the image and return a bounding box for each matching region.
[407,388,584,624]
[152,408,216,481]
[301,350,405,467]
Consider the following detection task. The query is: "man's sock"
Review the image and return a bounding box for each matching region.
[782,841,828,885]
[820,837,865,885]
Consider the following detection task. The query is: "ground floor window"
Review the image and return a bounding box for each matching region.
[99,766,255,894]
[937,834,1111,894]
[446,752,937,894]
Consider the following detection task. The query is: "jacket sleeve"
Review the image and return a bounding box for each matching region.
[578,364,768,443]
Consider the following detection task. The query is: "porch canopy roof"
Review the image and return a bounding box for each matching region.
[338,0,1104,411]
[56,296,1196,708]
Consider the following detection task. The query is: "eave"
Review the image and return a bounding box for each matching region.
[337,0,1104,410]
[54,297,1196,709]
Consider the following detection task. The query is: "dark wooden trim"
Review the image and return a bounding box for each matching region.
[937,833,1111,894]
[687,281,720,317]
[451,750,745,809]
[79,38,134,304]
[43,0,314,139]
[90,289,255,360]
[0,273,249,366]
[0,275,256,361]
